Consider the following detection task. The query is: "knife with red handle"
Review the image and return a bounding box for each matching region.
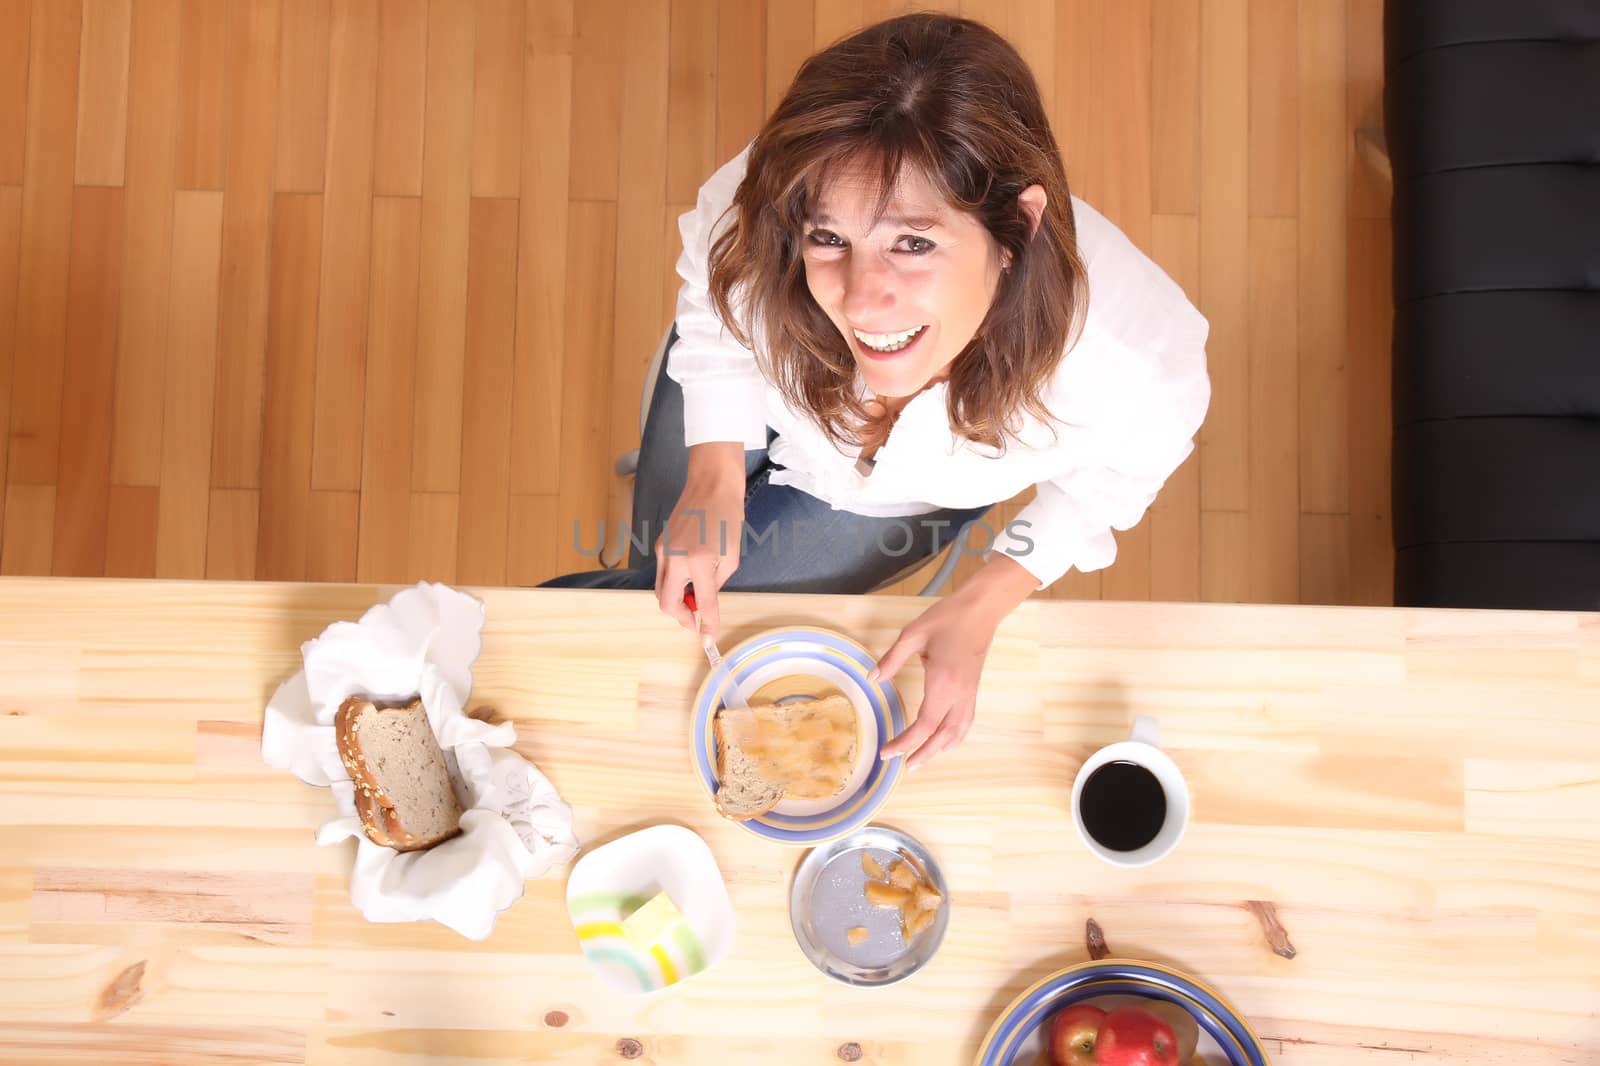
[684,583,748,710]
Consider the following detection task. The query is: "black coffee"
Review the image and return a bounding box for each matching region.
[1079,760,1167,852]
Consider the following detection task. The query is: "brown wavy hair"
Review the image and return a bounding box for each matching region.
[706,12,1088,453]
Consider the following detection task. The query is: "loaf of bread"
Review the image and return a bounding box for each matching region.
[335,695,464,852]
[713,694,858,820]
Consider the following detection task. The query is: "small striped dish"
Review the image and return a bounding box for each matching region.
[691,625,906,846]
[569,892,708,994]
[977,960,1271,1066]
[564,825,736,996]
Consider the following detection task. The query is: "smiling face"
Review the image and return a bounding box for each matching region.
[801,160,1009,401]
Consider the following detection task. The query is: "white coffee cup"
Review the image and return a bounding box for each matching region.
[1070,715,1190,868]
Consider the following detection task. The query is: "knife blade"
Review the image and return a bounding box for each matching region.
[684,585,748,711]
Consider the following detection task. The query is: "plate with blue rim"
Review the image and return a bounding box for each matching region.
[690,625,906,846]
[977,959,1272,1066]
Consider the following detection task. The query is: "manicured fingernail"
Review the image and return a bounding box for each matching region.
[866,667,879,682]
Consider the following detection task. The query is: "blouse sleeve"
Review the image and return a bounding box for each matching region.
[988,199,1212,590]
[664,143,770,449]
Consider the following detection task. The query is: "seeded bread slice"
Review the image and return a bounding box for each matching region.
[712,696,858,820]
[336,695,463,853]
[712,725,786,819]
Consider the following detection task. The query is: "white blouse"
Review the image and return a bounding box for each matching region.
[666,145,1212,591]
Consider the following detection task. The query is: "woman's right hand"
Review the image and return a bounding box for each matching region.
[655,442,746,640]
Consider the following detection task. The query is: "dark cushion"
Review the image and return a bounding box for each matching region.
[1385,41,1600,177]
[1385,1,1600,66]
[1396,543,1600,611]
[1385,0,1600,611]
[1393,293,1600,422]
[1391,166,1600,304]
[1393,418,1600,548]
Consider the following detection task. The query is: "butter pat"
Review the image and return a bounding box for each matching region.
[621,891,686,950]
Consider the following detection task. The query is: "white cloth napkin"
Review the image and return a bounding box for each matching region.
[261,581,579,941]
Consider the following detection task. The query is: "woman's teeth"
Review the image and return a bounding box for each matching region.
[852,325,927,353]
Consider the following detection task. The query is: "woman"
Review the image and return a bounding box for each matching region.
[543,14,1210,770]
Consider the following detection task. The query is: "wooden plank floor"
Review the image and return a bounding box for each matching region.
[0,0,1394,607]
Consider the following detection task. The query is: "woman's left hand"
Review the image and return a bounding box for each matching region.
[871,595,999,770]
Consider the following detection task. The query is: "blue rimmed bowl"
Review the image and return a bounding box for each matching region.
[690,625,905,846]
[978,959,1271,1066]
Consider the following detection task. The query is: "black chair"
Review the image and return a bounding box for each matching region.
[1385,0,1600,610]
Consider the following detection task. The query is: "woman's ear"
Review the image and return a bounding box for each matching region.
[1019,184,1048,239]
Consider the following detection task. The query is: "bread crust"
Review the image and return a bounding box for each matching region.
[712,711,781,822]
[352,786,397,849]
[335,695,461,852]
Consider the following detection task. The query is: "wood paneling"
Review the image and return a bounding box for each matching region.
[305,489,357,582]
[0,185,21,548]
[175,0,227,190]
[254,193,322,581]
[1347,217,1393,606]
[554,200,617,577]
[715,0,765,159]
[1297,0,1349,516]
[356,196,420,584]
[9,0,80,488]
[471,0,525,200]
[273,0,330,192]
[1247,0,1297,217]
[668,0,717,205]
[1150,0,1199,214]
[509,38,570,498]
[204,488,257,579]
[52,186,124,577]
[764,0,812,114]
[103,484,158,577]
[111,0,181,488]
[410,0,474,493]
[1201,509,1249,603]
[156,192,225,579]
[0,0,1398,607]
[407,491,458,583]
[309,0,378,491]
[1197,0,1249,516]
[1149,213,1202,603]
[208,0,280,489]
[609,0,671,542]
[1346,0,1389,221]
[0,0,32,185]
[456,197,520,586]
[0,483,53,575]
[373,0,426,196]
[1246,216,1299,604]
[569,0,624,201]
[73,0,132,188]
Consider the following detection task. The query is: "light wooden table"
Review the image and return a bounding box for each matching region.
[0,577,1596,1065]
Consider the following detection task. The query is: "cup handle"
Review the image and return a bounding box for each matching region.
[1130,715,1160,748]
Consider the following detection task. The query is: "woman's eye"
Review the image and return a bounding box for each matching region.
[806,230,844,248]
[896,236,936,254]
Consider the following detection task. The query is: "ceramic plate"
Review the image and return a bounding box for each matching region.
[690,625,905,845]
[977,960,1271,1066]
[565,824,735,995]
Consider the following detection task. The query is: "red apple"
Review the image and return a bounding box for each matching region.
[1048,1004,1106,1065]
[1094,1005,1180,1066]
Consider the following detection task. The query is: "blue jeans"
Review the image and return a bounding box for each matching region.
[539,325,994,593]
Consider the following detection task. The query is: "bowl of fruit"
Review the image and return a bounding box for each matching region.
[976,960,1270,1066]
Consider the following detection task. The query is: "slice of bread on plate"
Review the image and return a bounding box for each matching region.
[335,695,464,852]
[713,694,858,820]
